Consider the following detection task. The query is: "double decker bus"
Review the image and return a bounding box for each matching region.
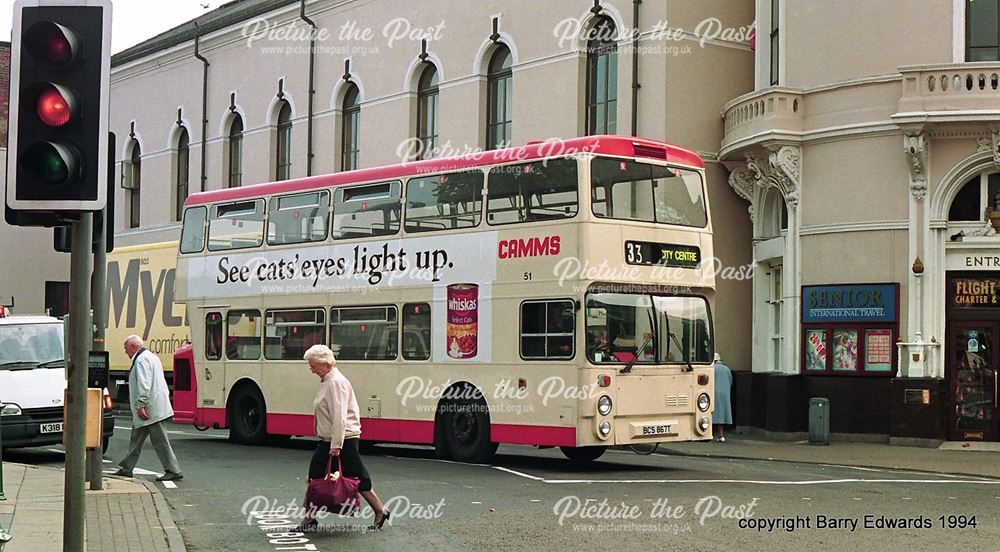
[171,135,716,463]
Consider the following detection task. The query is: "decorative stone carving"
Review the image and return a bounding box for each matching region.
[976,131,1000,168]
[767,145,801,191]
[784,189,800,211]
[727,146,802,225]
[903,132,928,183]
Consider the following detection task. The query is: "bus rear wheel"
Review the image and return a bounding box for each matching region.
[560,446,607,463]
[442,397,498,463]
[229,386,267,446]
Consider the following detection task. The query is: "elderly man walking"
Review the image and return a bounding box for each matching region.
[114,335,183,481]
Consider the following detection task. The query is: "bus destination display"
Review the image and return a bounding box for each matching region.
[624,241,701,268]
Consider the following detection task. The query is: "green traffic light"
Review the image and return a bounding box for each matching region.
[22,142,78,186]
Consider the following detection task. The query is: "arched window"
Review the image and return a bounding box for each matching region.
[586,17,617,135]
[416,64,439,159]
[275,101,292,181]
[758,187,788,239]
[228,114,243,188]
[341,84,360,171]
[125,142,141,229]
[949,171,1000,221]
[486,45,512,150]
[175,127,189,222]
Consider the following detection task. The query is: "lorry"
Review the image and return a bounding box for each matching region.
[105,241,189,401]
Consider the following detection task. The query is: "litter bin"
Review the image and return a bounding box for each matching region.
[809,397,830,445]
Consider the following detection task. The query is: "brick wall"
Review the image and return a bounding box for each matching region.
[1,41,10,148]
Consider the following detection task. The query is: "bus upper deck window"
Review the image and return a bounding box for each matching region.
[180,206,207,253]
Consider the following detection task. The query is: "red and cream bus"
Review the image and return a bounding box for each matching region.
[172,135,716,463]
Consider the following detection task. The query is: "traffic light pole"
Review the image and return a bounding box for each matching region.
[87,198,108,491]
[64,212,93,552]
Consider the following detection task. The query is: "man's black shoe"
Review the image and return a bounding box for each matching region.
[155,472,183,482]
[112,468,133,477]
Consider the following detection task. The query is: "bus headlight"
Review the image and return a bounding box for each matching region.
[599,421,611,436]
[597,395,613,416]
[1,403,22,416]
[697,393,711,412]
[698,416,710,434]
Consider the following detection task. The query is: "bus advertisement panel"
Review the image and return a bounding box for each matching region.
[106,242,188,391]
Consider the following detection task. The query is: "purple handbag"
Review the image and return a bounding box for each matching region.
[306,455,361,516]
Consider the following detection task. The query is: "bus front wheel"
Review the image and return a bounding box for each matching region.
[560,446,607,462]
[442,398,498,463]
[228,386,268,446]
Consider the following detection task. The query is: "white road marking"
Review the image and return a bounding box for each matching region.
[852,497,862,501]
[114,425,131,431]
[802,497,811,500]
[818,464,882,472]
[471,501,482,505]
[491,466,545,481]
[161,481,178,489]
[489,467,1000,486]
[134,467,162,476]
[103,460,112,464]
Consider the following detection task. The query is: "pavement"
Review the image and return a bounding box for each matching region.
[0,462,185,552]
[658,430,1000,479]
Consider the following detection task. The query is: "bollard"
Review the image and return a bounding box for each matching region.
[808,397,830,446]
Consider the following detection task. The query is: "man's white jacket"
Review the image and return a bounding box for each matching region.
[128,348,174,428]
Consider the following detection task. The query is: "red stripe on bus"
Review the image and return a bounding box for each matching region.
[184,408,577,447]
[183,135,704,207]
[491,424,577,447]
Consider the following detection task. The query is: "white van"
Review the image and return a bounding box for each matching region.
[0,313,114,451]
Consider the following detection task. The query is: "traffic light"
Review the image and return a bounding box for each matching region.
[5,0,112,218]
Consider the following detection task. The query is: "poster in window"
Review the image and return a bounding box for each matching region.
[865,329,893,372]
[833,329,858,371]
[805,329,827,371]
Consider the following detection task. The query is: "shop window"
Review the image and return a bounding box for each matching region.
[801,284,899,375]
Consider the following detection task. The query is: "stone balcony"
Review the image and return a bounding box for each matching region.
[720,88,804,158]
[894,62,1000,126]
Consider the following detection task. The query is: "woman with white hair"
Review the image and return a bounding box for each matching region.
[296,344,389,531]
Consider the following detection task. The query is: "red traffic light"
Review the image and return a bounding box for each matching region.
[35,84,76,127]
[24,21,79,67]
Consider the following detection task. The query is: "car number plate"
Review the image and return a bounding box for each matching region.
[40,422,63,434]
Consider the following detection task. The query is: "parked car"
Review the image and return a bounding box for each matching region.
[0,313,114,452]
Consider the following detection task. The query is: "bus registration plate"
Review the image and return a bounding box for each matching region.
[633,421,677,437]
[40,422,63,434]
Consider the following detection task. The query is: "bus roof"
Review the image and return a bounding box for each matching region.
[185,135,704,207]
